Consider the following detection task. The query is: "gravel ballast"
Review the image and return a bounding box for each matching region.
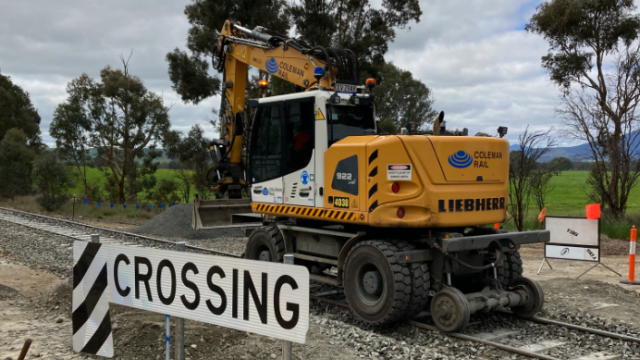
[4,210,640,359]
[133,203,247,240]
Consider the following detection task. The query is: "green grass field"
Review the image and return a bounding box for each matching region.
[502,171,640,239]
[68,167,198,200]
[536,171,640,215]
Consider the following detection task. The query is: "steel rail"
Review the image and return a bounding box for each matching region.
[310,294,558,360]
[496,310,640,345]
[408,320,562,360]
[0,206,242,258]
[311,294,639,360]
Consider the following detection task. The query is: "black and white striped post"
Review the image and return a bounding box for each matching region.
[72,234,113,359]
[92,235,109,360]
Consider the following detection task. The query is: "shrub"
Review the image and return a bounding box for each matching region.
[33,152,73,211]
[145,179,180,205]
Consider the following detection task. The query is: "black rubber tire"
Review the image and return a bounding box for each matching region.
[430,287,470,332]
[244,224,284,262]
[395,240,431,318]
[343,240,412,324]
[497,250,523,287]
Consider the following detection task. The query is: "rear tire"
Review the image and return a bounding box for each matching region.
[244,224,284,262]
[497,250,523,287]
[395,240,430,318]
[343,240,412,324]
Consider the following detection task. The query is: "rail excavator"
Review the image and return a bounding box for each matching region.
[193,20,550,332]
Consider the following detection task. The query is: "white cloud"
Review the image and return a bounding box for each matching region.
[1,0,584,147]
[385,0,580,145]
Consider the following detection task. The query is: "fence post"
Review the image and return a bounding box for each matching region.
[282,254,294,360]
[73,195,76,221]
[91,235,107,360]
[175,242,186,360]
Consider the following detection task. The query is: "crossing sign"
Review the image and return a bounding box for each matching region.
[72,241,310,356]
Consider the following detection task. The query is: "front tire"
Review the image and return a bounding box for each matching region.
[244,224,284,262]
[343,240,412,324]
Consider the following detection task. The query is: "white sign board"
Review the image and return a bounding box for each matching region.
[73,241,310,345]
[545,217,600,262]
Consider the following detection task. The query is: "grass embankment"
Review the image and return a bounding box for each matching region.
[0,195,163,225]
[503,171,640,239]
[0,167,188,225]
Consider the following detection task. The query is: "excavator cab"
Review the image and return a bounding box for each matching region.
[248,90,376,208]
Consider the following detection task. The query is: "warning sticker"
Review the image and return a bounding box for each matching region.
[316,109,325,120]
[387,164,412,181]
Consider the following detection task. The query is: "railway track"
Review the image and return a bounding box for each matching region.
[2,206,639,359]
[0,206,241,258]
[310,291,640,360]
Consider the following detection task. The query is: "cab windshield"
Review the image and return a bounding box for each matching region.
[327,104,376,146]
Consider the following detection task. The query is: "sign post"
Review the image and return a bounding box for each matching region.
[72,241,310,358]
[538,216,621,279]
[175,242,186,360]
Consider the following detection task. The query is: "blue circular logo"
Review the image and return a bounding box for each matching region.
[301,171,309,185]
[265,57,279,74]
[448,151,473,169]
[262,187,269,196]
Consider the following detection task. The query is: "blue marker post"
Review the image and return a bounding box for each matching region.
[166,314,170,360]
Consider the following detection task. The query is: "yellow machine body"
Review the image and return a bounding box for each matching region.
[252,135,509,228]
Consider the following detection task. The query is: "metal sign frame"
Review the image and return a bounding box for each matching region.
[544,216,601,263]
[538,216,620,279]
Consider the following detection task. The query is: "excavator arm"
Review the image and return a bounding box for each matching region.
[207,20,359,198]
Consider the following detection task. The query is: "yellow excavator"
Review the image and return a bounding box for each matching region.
[194,20,550,332]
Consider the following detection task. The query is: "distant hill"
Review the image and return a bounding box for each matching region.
[509,142,592,162]
[85,148,174,164]
[50,148,176,166]
[509,130,640,162]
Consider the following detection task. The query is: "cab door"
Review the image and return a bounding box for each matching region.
[282,98,316,207]
[249,102,284,204]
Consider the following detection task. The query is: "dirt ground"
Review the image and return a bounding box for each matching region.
[2,237,640,359]
[0,259,360,360]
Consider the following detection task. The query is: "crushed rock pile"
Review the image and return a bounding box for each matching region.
[133,204,246,240]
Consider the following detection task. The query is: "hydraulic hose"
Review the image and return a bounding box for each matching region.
[444,240,506,271]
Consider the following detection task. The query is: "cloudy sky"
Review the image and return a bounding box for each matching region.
[0,0,574,146]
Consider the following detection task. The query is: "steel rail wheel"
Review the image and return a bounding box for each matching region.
[509,277,544,319]
[430,287,470,332]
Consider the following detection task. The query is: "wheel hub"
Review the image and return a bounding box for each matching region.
[434,297,457,326]
[362,270,383,296]
[258,249,272,262]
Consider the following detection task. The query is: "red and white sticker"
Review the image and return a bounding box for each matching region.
[387,164,412,181]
